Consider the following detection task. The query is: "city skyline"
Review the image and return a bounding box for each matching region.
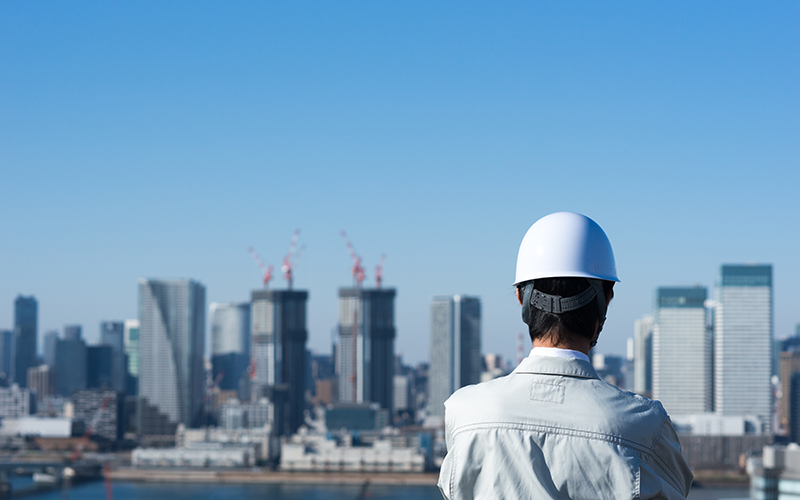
[2,3,799,364]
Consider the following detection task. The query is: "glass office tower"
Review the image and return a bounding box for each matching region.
[652,287,711,415]
[714,264,773,433]
[428,295,481,418]
[137,279,205,444]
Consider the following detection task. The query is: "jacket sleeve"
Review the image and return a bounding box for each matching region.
[438,398,456,499]
[639,413,694,499]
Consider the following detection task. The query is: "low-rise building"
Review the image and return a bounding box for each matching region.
[219,398,272,430]
[747,444,800,500]
[0,384,34,418]
[672,413,763,436]
[0,416,72,438]
[177,424,275,462]
[72,389,119,441]
[280,432,425,473]
[132,441,256,468]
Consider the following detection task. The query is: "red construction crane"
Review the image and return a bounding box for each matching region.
[375,254,386,289]
[340,230,365,287]
[282,229,303,290]
[247,246,273,288]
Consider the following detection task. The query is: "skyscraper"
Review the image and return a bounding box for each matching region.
[336,288,396,413]
[633,315,653,396]
[138,279,205,444]
[714,264,773,433]
[100,321,126,394]
[652,287,711,415]
[43,330,59,368]
[64,325,81,341]
[54,331,87,397]
[251,289,307,437]
[14,296,37,387]
[0,330,13,381]
[779,351,800,438]
[428,295,481,418]
[123,319,140,396]
[210,302,251,398]
[87,345,113,389]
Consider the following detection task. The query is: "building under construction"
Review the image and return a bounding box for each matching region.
[336,287,397,414]
[250,289,308,437]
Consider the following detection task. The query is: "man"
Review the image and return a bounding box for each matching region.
[438,212,692,499]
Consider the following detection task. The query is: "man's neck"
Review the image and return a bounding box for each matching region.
[532,336,592,357]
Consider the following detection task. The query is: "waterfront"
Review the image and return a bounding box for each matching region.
[17,480,750,500]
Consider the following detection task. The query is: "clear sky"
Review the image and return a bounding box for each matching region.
[1,2,798,364]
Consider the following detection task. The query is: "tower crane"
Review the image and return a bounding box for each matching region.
[375,254,386,289]
[340,230,365,287]
[282,229,304,290]
[247,247,273,288]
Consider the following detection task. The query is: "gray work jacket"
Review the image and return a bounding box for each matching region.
[438,355,693,499]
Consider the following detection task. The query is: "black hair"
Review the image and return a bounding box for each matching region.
[517,277,614,346]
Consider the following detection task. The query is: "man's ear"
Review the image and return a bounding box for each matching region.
[516,287,523,306]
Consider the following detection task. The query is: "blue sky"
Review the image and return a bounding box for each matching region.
[1,2,798,364]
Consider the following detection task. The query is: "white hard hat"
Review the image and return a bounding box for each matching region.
[514,212,619,285]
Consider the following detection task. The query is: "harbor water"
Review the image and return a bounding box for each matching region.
[19,481,749,500]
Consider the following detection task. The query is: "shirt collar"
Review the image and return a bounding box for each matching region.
[530,346,590,364]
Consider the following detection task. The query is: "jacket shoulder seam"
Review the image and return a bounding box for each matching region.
[451,421,653,454]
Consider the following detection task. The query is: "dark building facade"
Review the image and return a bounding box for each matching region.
[54,335,87,397]
[87,345,113,390]
[0,330,13,383]
[100,321,126,394]
[14,296,38,387]
[251,290,308,437]
[73,389,121,442]
[337,288,397,413]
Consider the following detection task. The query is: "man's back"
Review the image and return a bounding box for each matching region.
[438,355,693,499]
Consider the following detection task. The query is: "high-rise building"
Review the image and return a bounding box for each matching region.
[43,330,59,368]
[28,364,54,402]
[633,315,654,397]
[336,288,396,413]
[652,287,711,415]
[0,329,13,381]
[210,302,251,399]
[428,295,481,418]
[87,345,113,389]
[14,296,38,387]
[64,325,82,341]
[779,351,800,439]
[251,289,307,437]
[123,320,140,377]
[123,319,140,397]
[714,264,773,433]
[100,321,126,394]
[138,279,205,444]
[54,331,87,397]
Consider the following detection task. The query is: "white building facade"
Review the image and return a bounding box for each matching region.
[428,295,481,418]
[652,287,712,416]
[137,279,206,441]
[633,314,653,396]
[714,264,773,433]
